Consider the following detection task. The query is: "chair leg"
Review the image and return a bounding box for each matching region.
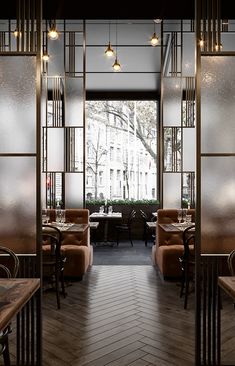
[180,270,185,298]
[55,271,61,310]
[2,336,10,366]
[60,269,66,298]
[129,229,133,247]
[116,230,119,246]
[184,263,190,310]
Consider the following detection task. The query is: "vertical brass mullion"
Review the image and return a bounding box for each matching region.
[17,0,20,51]
[30,0,35,51]
[21,0,25,52]
[217,0,221,48]
[26,0,29,52]
[208,0,212,51]
[8,20,11,51]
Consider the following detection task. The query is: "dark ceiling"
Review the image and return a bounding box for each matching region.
[1,0,235,20]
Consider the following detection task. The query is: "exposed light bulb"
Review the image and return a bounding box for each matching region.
[150,32,159,46]
[42,53,50,61]
[199,39,204,48]
[112,58,121,72]
[105,42,115,57]
[48,25,59,40]
[215,43,222,51]
[13,29,21,38]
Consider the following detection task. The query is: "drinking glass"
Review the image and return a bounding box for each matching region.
[177,210,182,223]
[60,209,66,227]
[56,208,61,224]
[108,206,113,214]
[186,214,192,224]
[99,205,104,214]
[182,209,187,223]
[42,209,49,224]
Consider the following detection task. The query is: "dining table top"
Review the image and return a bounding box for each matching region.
[159,222,195,233]
[0,278,40,331]
[43,223,89,234]
[218,276,235,301]
[89,212,122,219]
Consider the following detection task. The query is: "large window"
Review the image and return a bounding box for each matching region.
[86,100,157,201]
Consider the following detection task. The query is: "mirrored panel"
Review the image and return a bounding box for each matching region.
[201,156,235,254]
[0,157,36,254]
[65,173,83,208]
[163,77,182,126]
[0,56,36,153]
[201,56,235,153]
[47,128,64,172]
[65,77,84,126]
[183,128,195,171]
[163,173,181,208]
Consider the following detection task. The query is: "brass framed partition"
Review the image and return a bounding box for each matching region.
[195,0,235,364]
[161,20,196,209]
[0,0,42,364]
[42,20,86,209]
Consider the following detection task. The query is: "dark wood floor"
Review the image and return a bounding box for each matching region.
[42,265,197,366]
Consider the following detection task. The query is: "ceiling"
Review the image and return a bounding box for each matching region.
[2,0,235,20]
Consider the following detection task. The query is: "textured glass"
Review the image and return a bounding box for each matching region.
[163,78,182,126]
[201,157,235,254]
[47,128,64,172]
[0,157,36,254]
[182,33,195,76]
[65,77,84,127]
[201,56,235,153]
[74,128,83,172]
[48,37,64,76]
[65,173,83,208]
[183,129,195,171]
[0,56,36,153]
[163,173,181,208]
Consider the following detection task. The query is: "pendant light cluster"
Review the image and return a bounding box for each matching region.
[105,21,121,72]
[104,19,161,71]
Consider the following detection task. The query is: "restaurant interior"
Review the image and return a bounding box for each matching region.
[0,0,235,365]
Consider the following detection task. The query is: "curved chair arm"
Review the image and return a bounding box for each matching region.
[0,246,19,278]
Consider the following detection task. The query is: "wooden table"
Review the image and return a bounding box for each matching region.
[46,223,89,234]
[89,212,122,244]
[218,276,235,301]
[159,223,195,233]
[0,278,40,331]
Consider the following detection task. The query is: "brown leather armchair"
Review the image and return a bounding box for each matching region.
[153,209,195,278]
[47,209,92,279]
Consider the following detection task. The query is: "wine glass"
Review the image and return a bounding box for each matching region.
[177,210,182,223]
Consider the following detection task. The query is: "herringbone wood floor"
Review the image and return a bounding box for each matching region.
[42,265,235,366]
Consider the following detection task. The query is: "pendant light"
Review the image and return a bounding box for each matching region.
[105,22,115,57]
[48,20,59,40]
[150,20,159,46]
[112,21,121,71]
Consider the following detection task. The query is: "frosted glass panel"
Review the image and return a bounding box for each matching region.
[0,157,36,254]
[47,128,64,171]
[65,77,83,127]
[163,78,182,126]
[65,173,83,208]
[48,37,64,76]
[201,56,235,153]
[182,33,195,76]
[74,128,83,171]
[183,129,195,171]
[0,56,36,153]
[201,157,235,254]
[163,173,181,208]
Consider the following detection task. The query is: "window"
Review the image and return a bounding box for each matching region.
[86,100,157,201]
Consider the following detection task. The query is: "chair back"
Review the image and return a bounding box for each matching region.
[140,209,148,222]
[42,224,62,257]
[0,246,19,278]
[128,209,136,225]
[182,225,195,259]
[228,249,235,276]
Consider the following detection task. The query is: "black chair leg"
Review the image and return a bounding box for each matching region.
[180,270,185,298]
[116,231,119,246]
[3,337,10,366]
[129,230,133,247]
[60,270,66,298]
[55,271,61,310]
[184,264,190,310]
